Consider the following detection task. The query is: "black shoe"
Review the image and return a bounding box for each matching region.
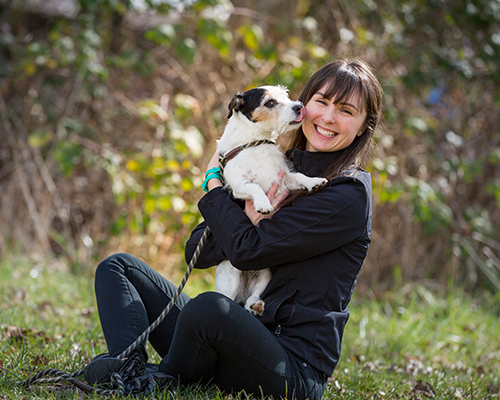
[85,350,176,393]
[145,362,178,387]
[84,354,125,386]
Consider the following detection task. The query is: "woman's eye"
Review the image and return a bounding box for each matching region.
[342,109,353,115]
[264,100,277,108]
[316,99,327,105]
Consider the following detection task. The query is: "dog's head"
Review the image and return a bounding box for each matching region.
[227,86,306,134]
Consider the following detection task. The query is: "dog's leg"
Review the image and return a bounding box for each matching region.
[238,183,273,214]
[230,180,274,214]
[284,172,328,192]
[244,268,272,316]
[215,260,243,301]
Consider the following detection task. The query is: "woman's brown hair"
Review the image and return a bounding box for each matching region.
[288,58,383,180]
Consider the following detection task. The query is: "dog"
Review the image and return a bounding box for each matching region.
[214,85,328,316]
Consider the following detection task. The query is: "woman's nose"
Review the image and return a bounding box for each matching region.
[321,106,336,124]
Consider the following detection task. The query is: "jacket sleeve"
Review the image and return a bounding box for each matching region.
[185,221,227,269]
[197,177,371,271]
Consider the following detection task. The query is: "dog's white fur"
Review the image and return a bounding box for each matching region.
[214,85,327,315]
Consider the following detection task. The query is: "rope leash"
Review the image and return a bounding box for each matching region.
[20,368,117,395]
[19,226,211,395]
[119,226,211,359]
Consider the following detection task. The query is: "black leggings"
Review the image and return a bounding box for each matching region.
[94,253,327,400]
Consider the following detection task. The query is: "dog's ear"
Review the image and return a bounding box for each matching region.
[227,92,244,119]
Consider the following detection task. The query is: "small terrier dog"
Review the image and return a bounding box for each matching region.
[215,85,327,315]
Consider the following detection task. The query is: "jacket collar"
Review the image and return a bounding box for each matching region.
[285,148,344,178]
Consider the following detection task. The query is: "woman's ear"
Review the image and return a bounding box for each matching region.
[357,116,372,137]
[356,125,366,137]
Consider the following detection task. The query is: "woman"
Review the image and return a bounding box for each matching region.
[85,58,383,400]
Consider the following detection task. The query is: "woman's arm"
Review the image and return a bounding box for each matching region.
[199,174,371,271]
[185,168,287,268]
[205,151,223,192]
[184,221,227,269]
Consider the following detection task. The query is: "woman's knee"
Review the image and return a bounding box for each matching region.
[180,292,234,324]
[95,253,132,282]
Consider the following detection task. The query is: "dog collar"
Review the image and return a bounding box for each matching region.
[219,139,275,172]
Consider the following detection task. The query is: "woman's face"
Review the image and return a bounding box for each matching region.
[302,85,367,152]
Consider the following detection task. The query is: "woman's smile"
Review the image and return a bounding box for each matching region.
[315,125,338,138]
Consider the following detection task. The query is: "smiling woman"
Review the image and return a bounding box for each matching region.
[86,58,384,400]
[274,58,383,212]
[288,58,383,181]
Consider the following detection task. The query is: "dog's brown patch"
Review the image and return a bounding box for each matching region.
[251,107,278,123]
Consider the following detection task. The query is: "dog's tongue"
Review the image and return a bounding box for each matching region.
[295,107,307,122]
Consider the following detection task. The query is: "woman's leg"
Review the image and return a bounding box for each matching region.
[94,254,324,399]
[160,291,323,400]
[94,253,191,358]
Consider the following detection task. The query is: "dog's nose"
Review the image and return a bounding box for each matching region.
[292,104,303,113]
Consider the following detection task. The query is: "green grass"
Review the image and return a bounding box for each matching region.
[1,254,499,399]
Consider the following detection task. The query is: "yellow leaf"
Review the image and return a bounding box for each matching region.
[24,63,36,76]
[126,160,141,172]
[308,44,328,59]
[165,160,180,171]
[158,197,172,210]
[181,213,196,225]
[28,130,53,148]
[181,178,193,191]
[239,24,263,51]
[244,31,258,50]
[46,59,58,69]
[144,198,156,214]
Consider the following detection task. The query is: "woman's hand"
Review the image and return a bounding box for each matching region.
[206,151,220,172]
[245,171,288,226]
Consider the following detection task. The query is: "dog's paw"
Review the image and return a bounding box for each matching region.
[248,300,265,316]
[309,178,328,192]
[253,199,274,214]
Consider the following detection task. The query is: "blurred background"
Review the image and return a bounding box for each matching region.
[1,0,499,295]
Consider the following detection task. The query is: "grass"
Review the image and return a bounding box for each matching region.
[1,254,499,399]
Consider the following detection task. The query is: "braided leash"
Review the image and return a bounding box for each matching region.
[118,226,211,359]
[19,226,211,395]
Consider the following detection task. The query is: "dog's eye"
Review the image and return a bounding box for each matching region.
[264,100,277,108]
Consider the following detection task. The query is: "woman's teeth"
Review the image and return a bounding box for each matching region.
[316,126,338,137]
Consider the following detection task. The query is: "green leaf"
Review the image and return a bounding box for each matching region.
[175,38,197,64]
[60,117,83,134]
[198,19,233,57]
[486,180,500,206]
[52,141,83,177]
[145,24,176,46]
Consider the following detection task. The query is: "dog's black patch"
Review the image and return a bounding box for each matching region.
[227,88,267,122]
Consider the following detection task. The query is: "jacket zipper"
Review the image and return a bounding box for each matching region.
[275,324,281,337]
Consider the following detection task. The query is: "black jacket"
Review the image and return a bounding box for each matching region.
[185,149,372,376]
